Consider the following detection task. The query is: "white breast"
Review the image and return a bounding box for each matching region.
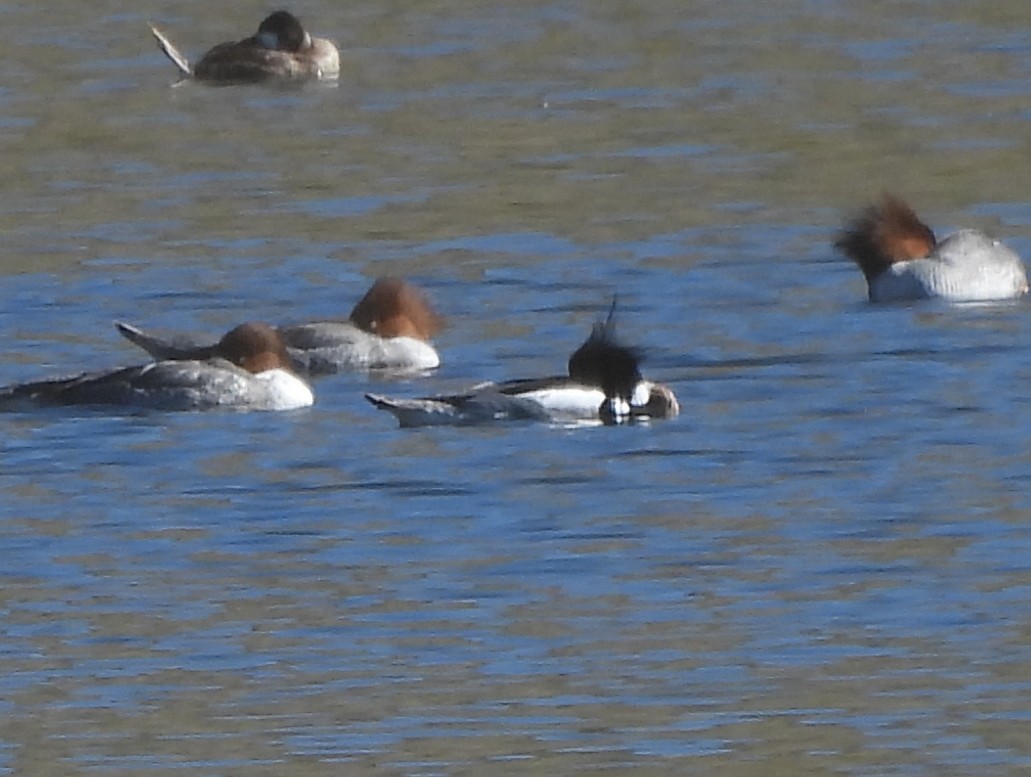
[253,369,314,410]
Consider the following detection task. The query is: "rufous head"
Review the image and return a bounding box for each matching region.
[835,195,937,283]
[349,277,444,341]
[217,321,293,374]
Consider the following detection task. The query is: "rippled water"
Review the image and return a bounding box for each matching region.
[2,1,1031,775]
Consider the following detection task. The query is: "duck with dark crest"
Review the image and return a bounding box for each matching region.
[149,10,339,84]
[366,301,679,427]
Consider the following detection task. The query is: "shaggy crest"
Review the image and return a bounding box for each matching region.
[835,195,936,283]
[567,298,644,404]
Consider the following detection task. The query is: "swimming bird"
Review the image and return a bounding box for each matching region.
[116,277,443,375]
[0,322,313,411]
[835,195,1028,302]
[149,10,339,84]
[366,302,679,427]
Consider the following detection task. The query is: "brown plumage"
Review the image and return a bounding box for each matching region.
[835,195,937,283]
[216,321,294,374]
[348,277,444,340]
[150,10,339,84]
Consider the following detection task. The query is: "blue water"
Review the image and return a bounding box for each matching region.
[2,1,1031,775]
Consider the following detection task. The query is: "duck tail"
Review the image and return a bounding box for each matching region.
[115,322,215,361]
[149,24,192,78]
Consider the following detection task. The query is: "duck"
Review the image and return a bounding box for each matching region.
[366,302,679,427]
[0,322,313,412]
[835,195,1029,302]
[149,10,340,84]
[115,277,443,375]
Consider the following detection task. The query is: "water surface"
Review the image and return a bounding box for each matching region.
[2,2,1031,775]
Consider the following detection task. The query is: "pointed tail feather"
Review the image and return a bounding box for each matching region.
[365,393,396,411]
[115,322,215,361]
[149,24,192,78]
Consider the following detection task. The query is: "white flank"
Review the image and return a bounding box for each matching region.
[255,369,314,410]
[519,387,605,420]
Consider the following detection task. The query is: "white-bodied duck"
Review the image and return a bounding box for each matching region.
[836,195,1028,302]
[116,277,443,375]
[1,322,313,411]
[366,302,679,427]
